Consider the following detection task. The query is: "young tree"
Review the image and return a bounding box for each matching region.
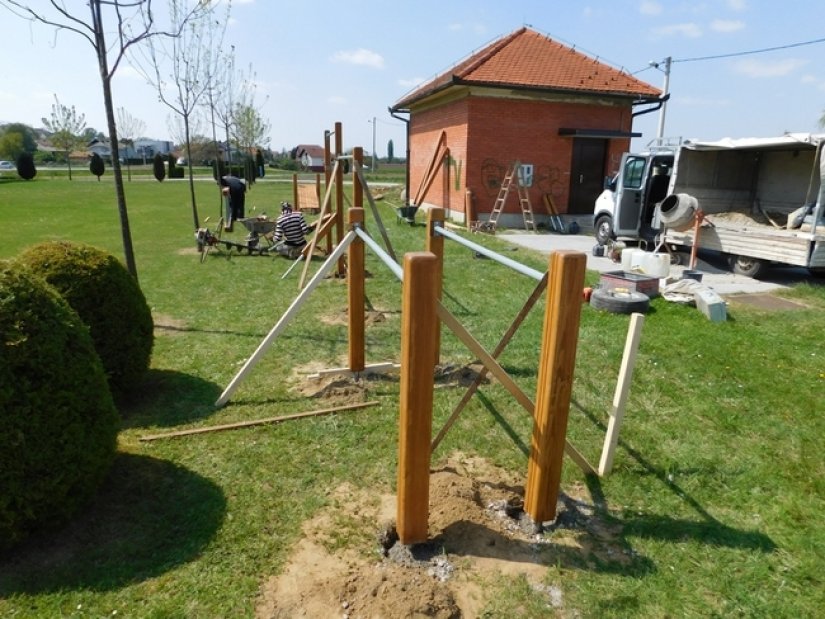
[90,152,105,180]
[135,1,230,230]
[231,102,270,185]
[0,0,210,281]
[41,95,86,181]
[116,107,146,182]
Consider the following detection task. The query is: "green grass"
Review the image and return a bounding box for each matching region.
[0,175,824,617]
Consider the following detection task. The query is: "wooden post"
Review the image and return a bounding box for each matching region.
[397,252,438,545]
[524,250,586,525]
[426,207,444,366]
[465,189,474,231]
[348,198,365,373]
[598,312,645,476]
[334,122,346,277]
[292,173,299,208]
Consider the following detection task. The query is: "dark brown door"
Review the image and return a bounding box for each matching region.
[568,138,607,214]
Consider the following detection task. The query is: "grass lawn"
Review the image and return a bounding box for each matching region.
[0,174,823,617]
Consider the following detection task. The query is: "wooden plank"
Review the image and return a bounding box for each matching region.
[299,159,340,289]
[140,401,379,441]
[598,313,644,476]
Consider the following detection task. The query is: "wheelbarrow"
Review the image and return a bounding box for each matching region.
[396,205,419,225]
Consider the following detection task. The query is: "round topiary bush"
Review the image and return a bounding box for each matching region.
[16,241,154,396]
[0,261,119,549]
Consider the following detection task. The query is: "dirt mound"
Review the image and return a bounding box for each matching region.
[255,454,617,618]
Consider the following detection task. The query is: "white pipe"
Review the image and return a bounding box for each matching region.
[434,224,543,281]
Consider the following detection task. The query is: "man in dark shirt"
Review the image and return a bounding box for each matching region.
[219,175,246,230]
[273,202,314,258]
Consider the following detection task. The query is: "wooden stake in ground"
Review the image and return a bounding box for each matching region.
[396,252,438,545]
[524,250,586,524]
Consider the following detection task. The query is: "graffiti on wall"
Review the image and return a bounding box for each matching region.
[447,155,463,191]
[479,158,564,199]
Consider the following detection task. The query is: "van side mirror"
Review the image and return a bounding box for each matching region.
[604,175,617,191]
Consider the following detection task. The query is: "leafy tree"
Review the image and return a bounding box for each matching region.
[0,123,37,160]
[116,107,145,182]
[16,152,36,180]
[90,152,105,180]
[387,139,394,164]
[41,95,86,181]
[152,152,166,182]
[0,0,211,281]
[231,103,270,185]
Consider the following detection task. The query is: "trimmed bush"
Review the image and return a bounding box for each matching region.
[0,261,119,549]
[89,152,105,181]
[152,153,166,182]
[16,241,154,396]
[16,152,36,180]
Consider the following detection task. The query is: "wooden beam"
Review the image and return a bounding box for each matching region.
[348,203,366,373]
[140,401,379,441]
[524,251,587,524]
[598,312,645,476]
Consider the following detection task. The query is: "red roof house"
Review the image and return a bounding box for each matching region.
[390,27,661,228]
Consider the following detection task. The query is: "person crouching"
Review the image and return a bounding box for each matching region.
[273,202,314,258]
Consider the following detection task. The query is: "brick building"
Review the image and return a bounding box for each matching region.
[390,27,661,229]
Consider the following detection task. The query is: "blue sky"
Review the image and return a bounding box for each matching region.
[1,0,824,156]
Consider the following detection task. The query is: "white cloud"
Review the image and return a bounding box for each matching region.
[710,19,744,33]
[733,58,808,78]
[330,48,384,69]
[727,0,747,10]
[639,1,663,16]
[651,23,702,38]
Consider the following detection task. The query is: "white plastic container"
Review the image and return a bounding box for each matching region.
[645,252,670,278]
[621,248,644,272]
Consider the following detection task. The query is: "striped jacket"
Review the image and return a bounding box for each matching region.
[274,211,310,246]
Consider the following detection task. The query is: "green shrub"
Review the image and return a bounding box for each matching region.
[152,153,166,182]
[16,241,154,396]
[0,261,119,549]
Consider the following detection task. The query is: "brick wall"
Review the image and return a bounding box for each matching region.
[408,93,633,225]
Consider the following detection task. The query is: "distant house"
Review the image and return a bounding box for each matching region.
[390,27,662,228]
[294,145,325,172]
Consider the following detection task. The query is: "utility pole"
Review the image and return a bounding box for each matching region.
[369,116,376,171]
[651,56,672,140]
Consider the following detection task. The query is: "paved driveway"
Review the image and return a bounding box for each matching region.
[497,231,817,296]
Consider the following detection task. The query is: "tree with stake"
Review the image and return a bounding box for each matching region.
[90,152,105,181]
[0,0,211,282]
[41,95,86,181]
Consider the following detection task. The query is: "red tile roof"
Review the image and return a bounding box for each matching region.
[392,27,660,109]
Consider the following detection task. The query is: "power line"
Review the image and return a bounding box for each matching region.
[631,35,825,75]
[673,35,825,64]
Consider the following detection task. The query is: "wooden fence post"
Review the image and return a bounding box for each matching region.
[524,250,586,524]
[397,252,438,545]
[426,208,444,367]
[348,207,365,372]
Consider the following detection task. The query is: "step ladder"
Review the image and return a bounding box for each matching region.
[482,161,536,233]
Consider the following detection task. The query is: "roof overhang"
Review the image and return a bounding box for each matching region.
[558,128,641,139]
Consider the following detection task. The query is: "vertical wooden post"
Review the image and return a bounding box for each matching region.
[292,173,299,208]
[524,250,586,524]
[426,208,444,367]
[334,122,346,277]
[348,160,365,373]
[397,252,438,545]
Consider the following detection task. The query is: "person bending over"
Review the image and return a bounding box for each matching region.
[273,202,314,258]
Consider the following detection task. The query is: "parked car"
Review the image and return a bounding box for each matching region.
[0,161,15,170]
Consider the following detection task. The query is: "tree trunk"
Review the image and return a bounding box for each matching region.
[91,0,138,281]
[184,115,200,229]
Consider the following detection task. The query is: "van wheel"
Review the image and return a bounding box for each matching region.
[589,288,650,314]
[595,215,613,246]
[729,255,766,278]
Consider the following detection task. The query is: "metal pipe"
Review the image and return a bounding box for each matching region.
[354,227,403,281]
[433,224,543,281]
